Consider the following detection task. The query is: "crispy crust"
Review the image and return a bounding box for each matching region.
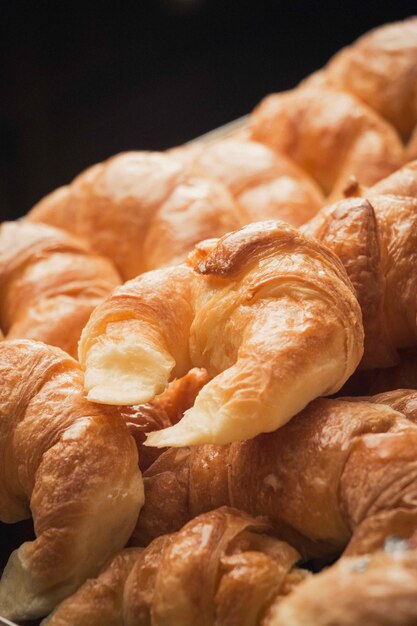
[136,393,417,560]
[79,220,363,446]
[0,221,121,357]
[0,340,144,621]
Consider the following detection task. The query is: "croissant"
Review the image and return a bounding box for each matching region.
[171,138,324,226]
[44,507,302,626]
[78,220,363,446]
[0,339,144,621]
[270,542,417,626]
[303,17,417,142]
[302,162,417,369]
[134,391,417,560]
[249,86,404,199]
[28,151,246,280]
[0,220,120,357]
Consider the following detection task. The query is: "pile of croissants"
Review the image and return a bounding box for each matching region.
[1,17,417,626]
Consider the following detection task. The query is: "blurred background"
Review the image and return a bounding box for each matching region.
[1,0,416,220]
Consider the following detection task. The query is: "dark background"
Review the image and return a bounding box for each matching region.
[1,0,416,221]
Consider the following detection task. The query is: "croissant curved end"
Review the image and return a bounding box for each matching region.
[145,343,350,447]
[84,336,175,405]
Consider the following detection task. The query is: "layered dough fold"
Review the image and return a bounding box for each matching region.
[43,510,417,626]
[43,507,302,626]
[79,220,363,446]
[0,340,144,621]
[0,221,120,357]
[135,390,417,558]
[303,160,417,368]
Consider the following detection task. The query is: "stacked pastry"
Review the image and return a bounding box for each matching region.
[1,17,417,626]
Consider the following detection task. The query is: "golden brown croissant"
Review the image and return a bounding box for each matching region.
[134,392,417,560]
[249,86,404,199]
[28,151,245,280]
[303,17,417,142]
[303,162,417,369]
[44,507,302,626]
[78,220,363,446]
[171,138,324,226]
[269,542,417,626]
[0,339,144,621]
[0,220,120,357]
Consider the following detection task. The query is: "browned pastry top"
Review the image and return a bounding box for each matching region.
[0,220,120,356]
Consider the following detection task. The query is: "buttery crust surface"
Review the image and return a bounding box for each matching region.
[0,339,144,621]
[135,392,417,560]
[0,220,120,357]
[270,545,417,626]
[303,161,417,368]
[79,220,363,446]
[45,508,301,626]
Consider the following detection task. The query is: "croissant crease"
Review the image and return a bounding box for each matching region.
[0,339,144,621]
[134,391,417,559]
[43,507,302,626]
[303,161,417,368]
[78,220,363,446]
[0,220,121,357]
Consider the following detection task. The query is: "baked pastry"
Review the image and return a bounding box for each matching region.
[28,151,245,280]
[303,162,417,368]
[134,392,417,559]
[41,548,142,626]
[0,220,120,357]
[171,138,324,226]
[43,507,302,626]
[0,339,144,621]
[368,388,417,425]
[121,367,209,471]
[78,220,363,446]
[303,17,417,141]
[270,542,417,626]
[249,19,417,198]
[249,87,404,199]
